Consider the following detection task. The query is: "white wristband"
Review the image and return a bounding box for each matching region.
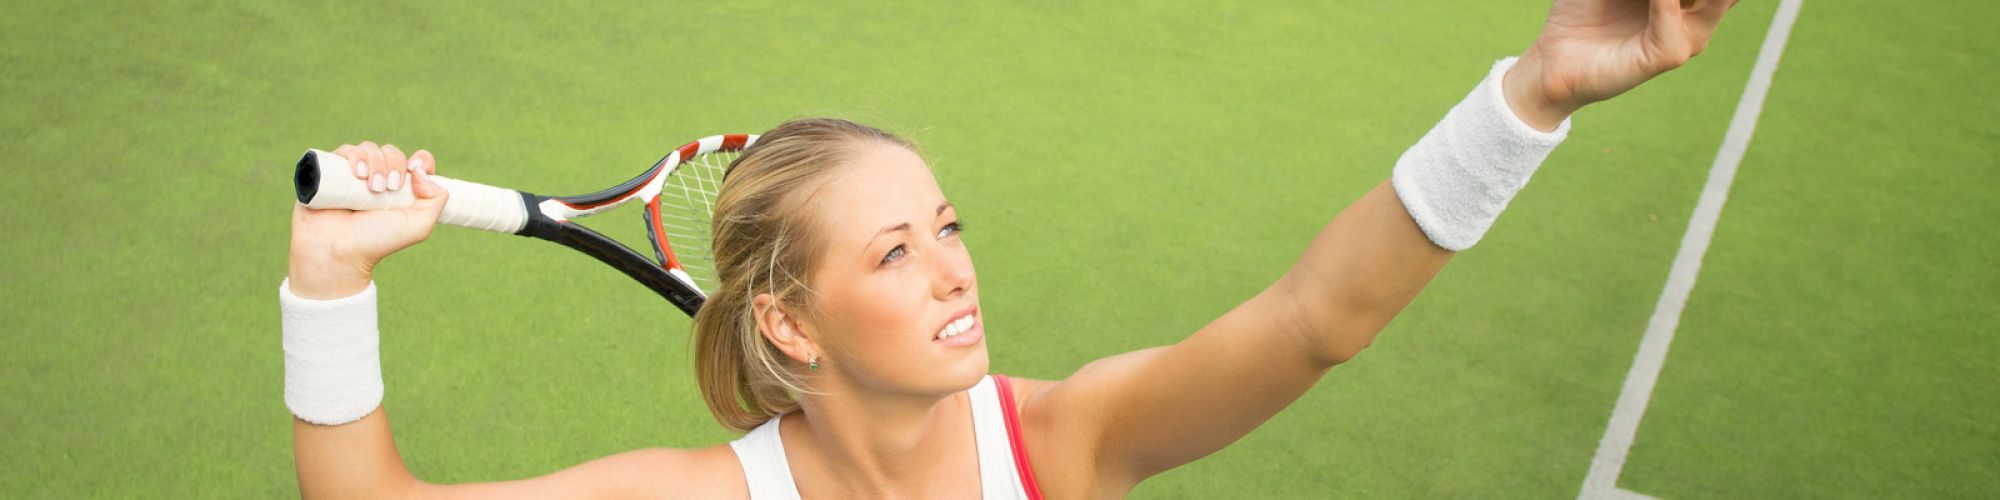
[1391,57,1570,251]
[279,278,384,425]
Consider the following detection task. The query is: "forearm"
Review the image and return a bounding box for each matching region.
[1279,180,1451,366]
[279,281,641,498]
[1284,57,1570,365]
[279,142,486,498]
[281,278,422,499]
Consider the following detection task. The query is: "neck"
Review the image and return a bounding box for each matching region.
[786,375,976,498]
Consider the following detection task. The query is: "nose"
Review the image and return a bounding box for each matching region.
[930,241,975,300]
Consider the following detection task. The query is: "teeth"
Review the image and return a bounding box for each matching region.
[937,315,975,340]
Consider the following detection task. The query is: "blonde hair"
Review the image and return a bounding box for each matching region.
[694,118,916,432]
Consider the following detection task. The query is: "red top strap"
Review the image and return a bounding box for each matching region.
[991,375,1047,500]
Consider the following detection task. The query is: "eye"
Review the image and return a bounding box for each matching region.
[938,221,963,239]
[880,244,907,266]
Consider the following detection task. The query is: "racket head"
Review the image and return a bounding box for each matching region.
[642,134,756,302]
[513,134,755,316]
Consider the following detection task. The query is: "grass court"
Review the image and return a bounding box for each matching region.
[2,0,1993,497]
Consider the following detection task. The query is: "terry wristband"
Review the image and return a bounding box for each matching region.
[1391,57,1570,251]
[279,278,384,425]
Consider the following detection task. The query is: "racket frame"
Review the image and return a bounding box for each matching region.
[519,133,754,316]
[293,134,756,317]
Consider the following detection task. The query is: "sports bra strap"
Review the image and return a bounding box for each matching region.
[991,375,1048,500]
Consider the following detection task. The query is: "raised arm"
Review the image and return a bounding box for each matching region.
[1020,0,1738,493]
[282,144,739,499]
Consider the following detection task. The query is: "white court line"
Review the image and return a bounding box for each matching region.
[1577,1,1804,499]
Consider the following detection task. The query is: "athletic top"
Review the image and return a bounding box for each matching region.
[728,375,1047,500]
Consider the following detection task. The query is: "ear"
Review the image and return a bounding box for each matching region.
[753,293,816,366]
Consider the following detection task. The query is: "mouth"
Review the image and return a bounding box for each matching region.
[933,306,982,347]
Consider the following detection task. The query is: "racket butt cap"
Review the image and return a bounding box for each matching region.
[295,150,323,204]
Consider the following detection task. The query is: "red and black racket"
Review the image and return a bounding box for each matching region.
[293,134,756,316]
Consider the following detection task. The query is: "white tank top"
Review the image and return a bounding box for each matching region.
[728,375,1046,500]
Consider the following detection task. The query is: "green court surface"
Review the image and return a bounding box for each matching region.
[2,1,1991,497]
[1617,1,2000,497]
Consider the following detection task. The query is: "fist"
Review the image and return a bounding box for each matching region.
[286,141,447,299]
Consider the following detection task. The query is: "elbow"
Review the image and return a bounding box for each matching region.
[1303,318,1378,369]
[1314,334,1374,367]
[1324,290,1407,367]
[1276,278,1390,369]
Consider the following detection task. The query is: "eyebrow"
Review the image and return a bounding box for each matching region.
[864,202,954,251]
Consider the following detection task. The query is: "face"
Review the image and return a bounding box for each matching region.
[791,142,987,396]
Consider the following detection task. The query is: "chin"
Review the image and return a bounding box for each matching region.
[935,344,991,393]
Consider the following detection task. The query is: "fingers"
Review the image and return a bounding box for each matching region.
[334,141,428,194]
[1648,0,1686,26]
[408,149,436,176]
[380,144,408,191]
[326,142,444,216]
[1687,0,1733,28]
[1680,0,1734,58]
[1645,0,1694,71]
[359,141,388,193]
[333,144,365,179]
[407,150,449,203]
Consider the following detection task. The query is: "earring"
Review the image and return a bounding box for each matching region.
[808,354,819,371]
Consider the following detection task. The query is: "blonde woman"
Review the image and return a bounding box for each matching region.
[281,0,1737,497]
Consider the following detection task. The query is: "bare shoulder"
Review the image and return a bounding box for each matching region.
[1005,371,1145,498]
[1007,348,1161,441]
[1004,375,1058,407]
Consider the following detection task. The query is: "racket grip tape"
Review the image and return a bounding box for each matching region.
[295,149,531,234]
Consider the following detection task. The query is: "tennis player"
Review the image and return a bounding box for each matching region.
[282,0,1736,497]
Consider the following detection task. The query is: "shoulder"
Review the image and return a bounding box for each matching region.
[999,375,1056,410]
[1002,374,1140,498]
[575,445,749,499]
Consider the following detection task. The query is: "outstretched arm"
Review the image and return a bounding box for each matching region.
[1023,180,1447,492]
[1022,0,1738,491]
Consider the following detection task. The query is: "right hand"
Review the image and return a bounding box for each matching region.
[287,141,447,299]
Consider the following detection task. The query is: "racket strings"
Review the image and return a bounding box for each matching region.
[656,150,736,294]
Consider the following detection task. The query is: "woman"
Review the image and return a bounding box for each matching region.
[282,0,1737,497]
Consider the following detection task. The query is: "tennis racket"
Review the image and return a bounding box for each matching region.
[292,134,757,316]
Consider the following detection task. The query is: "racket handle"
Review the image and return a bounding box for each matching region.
[295,149,531,234]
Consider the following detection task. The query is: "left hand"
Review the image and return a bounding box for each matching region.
[1505,0,1739,129]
